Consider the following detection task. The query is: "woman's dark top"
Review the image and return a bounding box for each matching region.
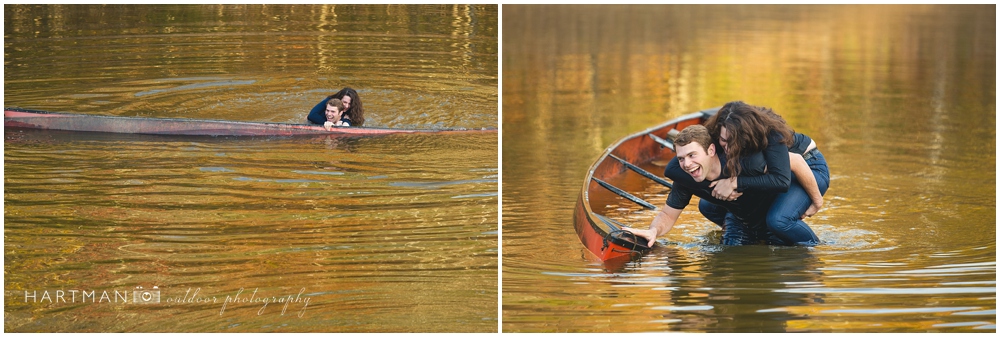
[788,132,812,155]
[307,97,351,126]
[731,131,813,193]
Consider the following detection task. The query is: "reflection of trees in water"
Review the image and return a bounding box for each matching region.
[697,247,825,332]
[624,245,825,332]
[5,4,497,75]
[5,4,499,129]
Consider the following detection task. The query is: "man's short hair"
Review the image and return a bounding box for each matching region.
[327,98,345,111]
[675,124,713,153]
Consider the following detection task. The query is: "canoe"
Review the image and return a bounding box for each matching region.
[574,107,719,267]
[4,108,495,136]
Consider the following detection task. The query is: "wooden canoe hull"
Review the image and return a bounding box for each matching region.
[574,107,719,266]
[4,108,495,136]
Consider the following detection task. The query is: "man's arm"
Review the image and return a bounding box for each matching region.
[789,152,823,218]
[623,206,683,247]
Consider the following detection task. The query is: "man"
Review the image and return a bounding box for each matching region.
[624,124,776,246]
[322,98,350,131]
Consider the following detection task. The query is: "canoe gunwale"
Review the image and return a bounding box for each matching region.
[4,108,496,136]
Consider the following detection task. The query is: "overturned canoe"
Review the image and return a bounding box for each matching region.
[574,107,719,267]
[4,108,495,136]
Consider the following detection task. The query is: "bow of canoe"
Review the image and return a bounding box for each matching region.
[574,107,719,267]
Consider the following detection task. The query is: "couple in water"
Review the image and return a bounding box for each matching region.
[625,101,831,247]
[306,87,366,130]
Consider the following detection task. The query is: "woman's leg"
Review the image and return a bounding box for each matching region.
[765,152,831,246]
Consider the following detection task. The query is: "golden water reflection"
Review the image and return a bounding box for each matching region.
[5,4,498,333]
[503,4,994,332]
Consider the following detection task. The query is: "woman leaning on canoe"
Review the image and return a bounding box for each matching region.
[700,101,830,246]
[307,87,366,127]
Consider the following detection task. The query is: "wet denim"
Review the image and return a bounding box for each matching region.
[699,198,727,228]
[764,150,829,246]
[697,151,830,246]
[721,212,771,246]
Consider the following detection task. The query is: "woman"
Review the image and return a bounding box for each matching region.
[700,101,830,246]
[307,87,366,127]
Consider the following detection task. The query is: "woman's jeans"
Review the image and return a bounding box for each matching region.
[699,151,830,246]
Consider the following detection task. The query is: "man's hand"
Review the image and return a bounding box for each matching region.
[323,121,335,131]
[625,206,683,248]
[621,226,658,248]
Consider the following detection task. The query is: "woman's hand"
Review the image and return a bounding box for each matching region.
[802,198,823,219]
[709,177,740,201]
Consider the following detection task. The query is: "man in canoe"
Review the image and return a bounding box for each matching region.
[623,124,818,246]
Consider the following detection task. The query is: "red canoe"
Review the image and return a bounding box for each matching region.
[574,107,719,267]
[4,108,495,136]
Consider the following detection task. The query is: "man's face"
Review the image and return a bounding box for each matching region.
[325,106,342,121]
[675,141,716,182]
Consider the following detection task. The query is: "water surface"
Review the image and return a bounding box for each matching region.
[502,4,994,333]
[5,4,497,129]
[5,4,497,333]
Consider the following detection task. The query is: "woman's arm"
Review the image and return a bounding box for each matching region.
[711,134,792,199]
[306,98,330,125]
[789,152,823,217]
[732,132,792,193]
